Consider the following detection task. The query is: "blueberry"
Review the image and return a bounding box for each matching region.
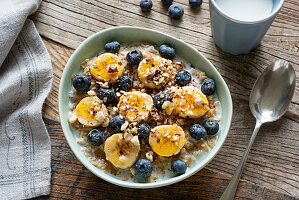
[87,129,105,146]
[137,123,151,139]
[201,78,216,95]
[161,0,173,6]
[73,75,91,92]
[117,76,134,91]
[104,41,120,53]
[159,44,175,59]
[153,92,172,110]
[189,0,202,8]
[126,50,143,65]
[174,70,192,86]
[135,159,153,178]
[202,119,219,135]
[140,0,153,11]
[189,124,207,140]
[168,4,184,19]
[97,87,117,105]
[171,160,187,176]
[109,116,125,133]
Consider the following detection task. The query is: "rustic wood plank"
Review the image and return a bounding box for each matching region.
[42,39,73,122]
[33,0,299,198]
[33,119,298,200]
[31,0,299,109]
[41,35,299,198]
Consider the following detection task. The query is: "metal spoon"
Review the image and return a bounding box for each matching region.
[220,60,296,200]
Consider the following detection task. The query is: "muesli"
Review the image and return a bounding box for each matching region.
[68,41,221,182]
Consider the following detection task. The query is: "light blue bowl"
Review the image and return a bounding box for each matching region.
[59,26,233,188]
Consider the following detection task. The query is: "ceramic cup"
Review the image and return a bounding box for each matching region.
[209,0,284,55]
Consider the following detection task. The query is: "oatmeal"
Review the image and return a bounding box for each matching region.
[69,41,221,182]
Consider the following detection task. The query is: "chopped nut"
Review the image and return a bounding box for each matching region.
[124,132,133,141]
[130,167,136,176]
[68,111,78,123]
[131,127,138,134]
[121,121,129,131]
[146,151,154,162]
[77,138,85,145]
[130,135,140,146]
[87,90,96,96]
[102,117,109,127]
[162,101,173,115]
[98,81,109,88]
[95,111,105,123]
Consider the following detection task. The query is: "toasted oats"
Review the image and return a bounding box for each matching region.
[69,43,221,183]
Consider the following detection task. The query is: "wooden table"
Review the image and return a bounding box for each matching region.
[31,0,299,199]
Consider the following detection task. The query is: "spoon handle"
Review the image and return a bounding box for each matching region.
[220,120,263,200]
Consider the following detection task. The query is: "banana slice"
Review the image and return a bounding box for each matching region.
[118,91,154,123]
[172,86,209,118]
[104,134,140,169]
[137,56,175,89]
[149,125,185,157]
[75,96,109,127]
[90,53,125,83]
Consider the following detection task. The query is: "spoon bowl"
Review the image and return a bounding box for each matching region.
[220,59,296,200]
[249,60,296,123]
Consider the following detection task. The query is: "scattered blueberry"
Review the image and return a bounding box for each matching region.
[137,123,151,139]
[201,78,216,95]
[126,50,143,65]
[117,76,134,91]
[109,115,125,133]
[159,44,175,59]
[87,129,105,146]
[140,0,153,12]
[171,160,187,176]
[189,0,202,8]
[161,0,173,6]
[153,92,172,110]
[168,4,184,19]
[189,124,207,140]
[97,87,117,105]
[174,70,192,86]
[135,159,153,178]
[73,75,91,92]
[104,41,120,53]
[202,119,219,135]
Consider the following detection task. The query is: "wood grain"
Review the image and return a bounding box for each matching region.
[42,39,73,122]
[32,0,299,198]
[30,0,299,111]
[34,119,297,200]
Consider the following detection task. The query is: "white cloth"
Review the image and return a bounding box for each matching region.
[0,0,52,199]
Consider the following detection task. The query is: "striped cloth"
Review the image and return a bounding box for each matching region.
[0,0,52,199]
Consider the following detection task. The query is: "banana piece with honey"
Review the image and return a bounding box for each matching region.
[104,134,140,169]
[172,86,209,118]
[90,53,125,83]
[118,91,154,123]
[137,56,175,89]
[149,125,186,157]
[75,96,109,127]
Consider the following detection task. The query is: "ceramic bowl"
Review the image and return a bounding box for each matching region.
[59,26,233,188]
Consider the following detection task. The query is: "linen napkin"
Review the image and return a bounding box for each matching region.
[0,0,52,199]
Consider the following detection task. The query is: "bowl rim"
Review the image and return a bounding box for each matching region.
[58,26,233,189]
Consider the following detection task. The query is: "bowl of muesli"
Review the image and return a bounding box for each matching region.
[59,26,232,188]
